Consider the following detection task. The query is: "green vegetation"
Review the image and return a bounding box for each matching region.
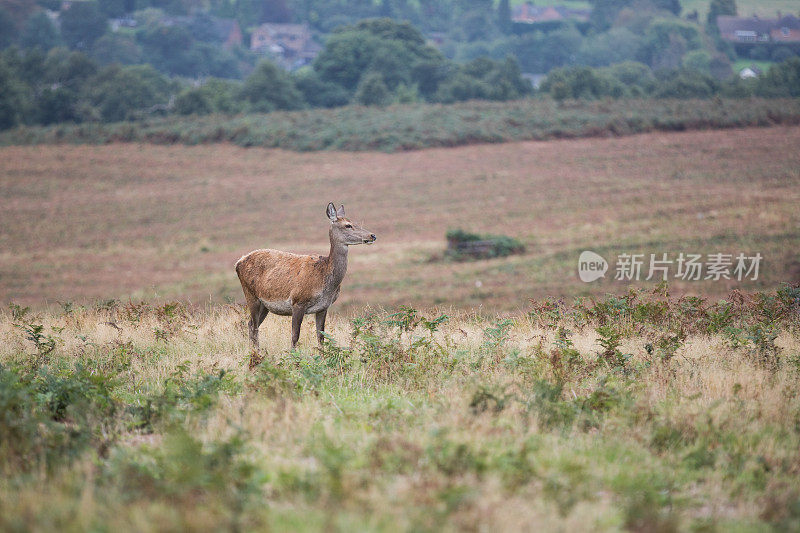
[3,96,799,151]
[446,229,525,260]
[1,287,799,529]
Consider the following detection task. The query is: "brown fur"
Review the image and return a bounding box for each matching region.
[236,203,375,351]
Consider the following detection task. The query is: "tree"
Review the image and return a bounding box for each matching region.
[175,88,213,115]
[240,60,304,112]
[652,0,681,15]
[589,0,632,31]
[653,68,718,98]
[638,18,703,70]
[354,71,391,106]
[0,8,15,49]
[90,64,173,121]
[707,0,736,27]
[60,1,108,50]
[20,12,62,50]
[0,60,25,128]
[90,33,141,65]
[757,57,800,97]
[496,0,511,34]
[314,18,446,97]
[261,0,291,22]
[293,68,350,108]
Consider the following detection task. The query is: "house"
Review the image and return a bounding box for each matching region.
[511,3,590,24]
[250,23,321,69]
[771,14,800,43]
[717,14,800,44]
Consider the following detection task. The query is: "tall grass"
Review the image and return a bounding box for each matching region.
[1,287,799,530]
[2,98,800,152]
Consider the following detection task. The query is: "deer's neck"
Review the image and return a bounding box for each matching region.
[325,239,348,290]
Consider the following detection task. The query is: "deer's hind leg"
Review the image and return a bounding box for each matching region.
[243,288,266,350]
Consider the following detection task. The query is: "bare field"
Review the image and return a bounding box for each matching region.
[1,126,799,311]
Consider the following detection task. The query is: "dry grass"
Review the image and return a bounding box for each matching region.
[1,293,798,531]
[1,126,799,312]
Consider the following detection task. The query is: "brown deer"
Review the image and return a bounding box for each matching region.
[235,203,376,350]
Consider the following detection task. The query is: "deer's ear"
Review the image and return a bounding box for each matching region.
[326,202,337,222]
[336,204,346,217]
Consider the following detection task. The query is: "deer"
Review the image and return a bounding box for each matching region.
[235,203,376,351]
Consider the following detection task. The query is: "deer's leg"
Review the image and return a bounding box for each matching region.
[248,303,262,350]
[291,306,305,349]
[315,309,328,345]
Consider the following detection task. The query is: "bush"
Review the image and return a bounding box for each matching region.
[354,72,391,107]
[445,229,525,260]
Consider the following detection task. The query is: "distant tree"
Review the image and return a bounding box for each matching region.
[0,8,15,49]
[44,48,98,89]
[90,64,173,121]
[98,0,127,18]
[706,0,736,27]
[36,86,81,124]
[354,71,391,106]
[0,0,37,27]
[292,68,351,108]
[261,0,291,22]
[194,77,243,113]
[757,57,800,97]
[455,9,497,42]
[434,71,489,103]
[771,47,796,63]
[604,61,656,93]
[638,18,703,70]
[496,0,511,34]
[20,12,61,50]
[652,0,681,15]
[576,27,640,67]
[541,65,625,99]
[589,0,632,31]
[175,87,213,115]
[60,1,108,50]
[0,60,25,128]
[682,49,711,72]
[240,59,304,112]
[314,18,446,96]
[653,68,718,97]
[90,33,141,65]
[37,0,61,9]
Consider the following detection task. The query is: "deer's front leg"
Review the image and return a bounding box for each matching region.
[291,306,305,349]
[315,309,328,345]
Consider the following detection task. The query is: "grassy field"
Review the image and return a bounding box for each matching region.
[1,125,799,311]
[1,288,798,530]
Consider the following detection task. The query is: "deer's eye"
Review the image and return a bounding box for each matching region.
[345,224,353,229]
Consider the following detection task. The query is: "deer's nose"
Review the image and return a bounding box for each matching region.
[370,234,377,240]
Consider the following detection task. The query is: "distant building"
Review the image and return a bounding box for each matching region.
[250,23,321,69]
[717,14,800,44]
[511,2,590,24]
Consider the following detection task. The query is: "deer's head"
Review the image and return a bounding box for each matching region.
[327,203,376,246]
